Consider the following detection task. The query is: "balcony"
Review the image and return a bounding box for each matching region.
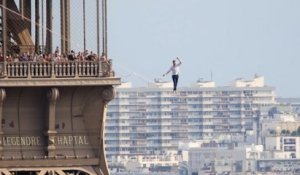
[284,139,296,145]
[284,146,296,152]
[0,60,120,87]
[188,128,201,132]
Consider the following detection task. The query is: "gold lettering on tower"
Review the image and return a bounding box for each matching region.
[55,136,89,145]
[2,136,42,146]
[1,135,89,146]
[57,136,63,145]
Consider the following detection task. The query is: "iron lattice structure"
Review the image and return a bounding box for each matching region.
[0,0,108,57]
[0,1,120,175]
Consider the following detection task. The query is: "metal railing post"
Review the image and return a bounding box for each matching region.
[28,62,32,79]
[98,59,102,77]
[75,61,78,78]
[51,61,55,78]
[108,59,113,77]
[3,59,7,79]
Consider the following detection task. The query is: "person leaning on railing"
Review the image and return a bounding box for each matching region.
[77,52,84,62]
[19,53,29,61]
[100,52,108,62]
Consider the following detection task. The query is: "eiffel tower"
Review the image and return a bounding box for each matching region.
[0,1,120,175]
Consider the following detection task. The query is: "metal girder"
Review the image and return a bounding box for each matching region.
[60,0,70,54]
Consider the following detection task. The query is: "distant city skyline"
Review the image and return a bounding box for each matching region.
[47,0,300,97]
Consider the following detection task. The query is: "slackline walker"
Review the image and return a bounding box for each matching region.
[163,57,182,93]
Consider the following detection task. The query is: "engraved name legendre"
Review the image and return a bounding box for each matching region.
[0,135,89,146]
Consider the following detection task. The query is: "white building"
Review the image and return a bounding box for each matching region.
[230,75,264,88]
[265,136,300,159]
[105,76,275,167]
[179,140,263,175]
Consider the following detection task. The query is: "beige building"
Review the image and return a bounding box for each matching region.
[261,113,300,137]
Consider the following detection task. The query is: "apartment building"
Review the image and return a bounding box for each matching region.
[265,136,300,159]
[179,140,263,175]
[105,76,275,163]
[256,135,300,173]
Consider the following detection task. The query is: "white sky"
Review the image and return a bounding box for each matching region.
[46,0,300,97]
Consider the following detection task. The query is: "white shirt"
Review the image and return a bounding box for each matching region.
[169,63,181,75]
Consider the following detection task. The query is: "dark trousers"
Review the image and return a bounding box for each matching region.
[172,75,179,91]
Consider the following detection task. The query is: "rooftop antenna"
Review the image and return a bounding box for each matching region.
[210,71,213,81]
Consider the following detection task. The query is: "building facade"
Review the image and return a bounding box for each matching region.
[105,76,276,165]
[181,141,263,175]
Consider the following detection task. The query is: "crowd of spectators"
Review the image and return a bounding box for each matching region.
[0,46,109,63]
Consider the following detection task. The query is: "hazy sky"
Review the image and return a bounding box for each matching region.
[103,0,300,97]
[43,0,300,97]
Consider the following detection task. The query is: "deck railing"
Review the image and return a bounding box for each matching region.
[0,60,114,79]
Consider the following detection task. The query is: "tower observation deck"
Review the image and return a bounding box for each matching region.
[0,0,121,175]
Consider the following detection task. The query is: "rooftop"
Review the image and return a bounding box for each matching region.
[119,75,268,89]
